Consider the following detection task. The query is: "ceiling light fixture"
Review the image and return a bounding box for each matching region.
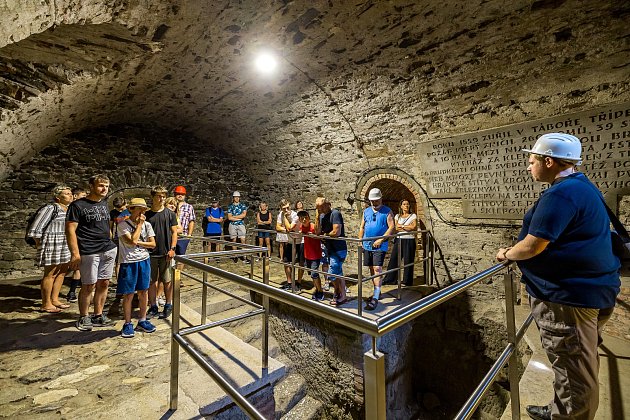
[253,50,370,167]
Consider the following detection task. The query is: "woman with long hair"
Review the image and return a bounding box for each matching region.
[256,202,273,257]
[383,199,417,286]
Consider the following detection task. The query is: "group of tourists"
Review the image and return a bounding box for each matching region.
[27,177,192,337]
[28,176,420,334]
[201,190,420,309]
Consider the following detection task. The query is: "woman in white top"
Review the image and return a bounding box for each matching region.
[383,199,417,286]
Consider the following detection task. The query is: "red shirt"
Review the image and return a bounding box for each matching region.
[301,223,321,260]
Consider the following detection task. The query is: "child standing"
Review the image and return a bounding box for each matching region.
[298,211,324,301]
[117,198,157,338]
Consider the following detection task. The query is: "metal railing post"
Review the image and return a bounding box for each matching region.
[169,267,182,410]
[357,242,363,317]
[504,269,521,419]
[397,236,403,300]
[202,241,208,324]
[291,235,296,292]
[364,337,385,420]
[262,253,269,373]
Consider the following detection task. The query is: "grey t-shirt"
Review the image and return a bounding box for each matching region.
[117,220,155,263]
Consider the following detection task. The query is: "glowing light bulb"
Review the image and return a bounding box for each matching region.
[254,52,278,74]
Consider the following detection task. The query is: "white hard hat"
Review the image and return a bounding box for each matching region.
[368,188,382,200]
[522,133,582,165]
[232,191,241,197]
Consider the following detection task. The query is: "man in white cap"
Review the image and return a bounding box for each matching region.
[227,191,248,262]
[359,188,395,311]
[496,133,620,420]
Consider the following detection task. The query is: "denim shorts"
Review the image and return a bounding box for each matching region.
[117,258,151,294]
[305,258,321,279]
[328,250,347,279]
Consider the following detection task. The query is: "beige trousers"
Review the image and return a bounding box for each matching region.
[530,297,614,420]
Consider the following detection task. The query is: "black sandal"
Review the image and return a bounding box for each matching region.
[364,298,379,311]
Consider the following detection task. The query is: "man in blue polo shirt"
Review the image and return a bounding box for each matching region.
[204,197,224,252]
[359,188,395,311]
[496,133,620,420]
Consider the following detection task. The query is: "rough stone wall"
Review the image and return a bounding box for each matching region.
[0,124,254,279]
[270,291,522,419]
[269,303,365,418]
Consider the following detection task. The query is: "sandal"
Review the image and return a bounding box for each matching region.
[53,303,70,309]
[364,298,379,311]
[330,297,350,306]
[39,307,62,313]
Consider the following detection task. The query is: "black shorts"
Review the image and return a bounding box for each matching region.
[363,250,386,267]
[281,243,298,263]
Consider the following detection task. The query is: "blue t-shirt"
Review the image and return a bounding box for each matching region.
[517,173,620,309]
[205,207,224,235]
[227,202,247,225]
[362,205,392,251]
[319,209,347,254]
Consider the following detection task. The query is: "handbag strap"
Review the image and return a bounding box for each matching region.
[573,175,629,240]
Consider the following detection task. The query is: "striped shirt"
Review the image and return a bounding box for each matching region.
[178,202,196,234]
[27,203,70,267]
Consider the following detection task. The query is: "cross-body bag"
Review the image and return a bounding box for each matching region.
[575,176,630,272]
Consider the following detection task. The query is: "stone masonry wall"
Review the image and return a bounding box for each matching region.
[0,123,254,279]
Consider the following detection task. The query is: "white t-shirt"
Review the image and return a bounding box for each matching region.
[117,220,155,263]
[276,211,298,243]
[395,213,417,239]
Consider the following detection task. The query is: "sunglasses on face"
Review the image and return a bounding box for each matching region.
[372,214,377,222]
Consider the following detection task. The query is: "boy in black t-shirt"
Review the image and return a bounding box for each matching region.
[66,174,117,331]
[145,186,178,319]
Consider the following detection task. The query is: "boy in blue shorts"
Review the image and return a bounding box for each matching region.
[298,211,324,301]
[117,198,157,338]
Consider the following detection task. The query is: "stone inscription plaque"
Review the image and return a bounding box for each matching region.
[418,102,630,219]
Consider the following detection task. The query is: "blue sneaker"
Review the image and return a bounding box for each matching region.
[121,322,134,338]
[136,320,156,333]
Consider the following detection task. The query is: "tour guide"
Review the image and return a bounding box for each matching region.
[496,133,620,420]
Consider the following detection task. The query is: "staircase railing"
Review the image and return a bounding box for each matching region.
[169,233,530,420]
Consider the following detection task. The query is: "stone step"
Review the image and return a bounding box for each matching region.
[280,395,324,420]
[273,373,307,419]
[183,287,253,318]
[173,301,287,417]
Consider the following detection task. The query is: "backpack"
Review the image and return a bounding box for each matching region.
[25,204,59,247]
[202,207,210,234]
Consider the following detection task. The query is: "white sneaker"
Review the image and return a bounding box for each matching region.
[158,295,166,306]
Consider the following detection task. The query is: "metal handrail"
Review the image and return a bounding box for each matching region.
[170,232,527,419]
[178,255,379,335]
[175,255,513,339]
[376,263,508,335]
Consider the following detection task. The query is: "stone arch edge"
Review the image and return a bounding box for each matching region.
[353,167,433,232]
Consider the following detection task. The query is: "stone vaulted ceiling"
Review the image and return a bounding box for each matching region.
[0,0,629,183]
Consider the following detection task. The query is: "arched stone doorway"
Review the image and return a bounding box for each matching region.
[354,168,431,285]
[355,168,429,231]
